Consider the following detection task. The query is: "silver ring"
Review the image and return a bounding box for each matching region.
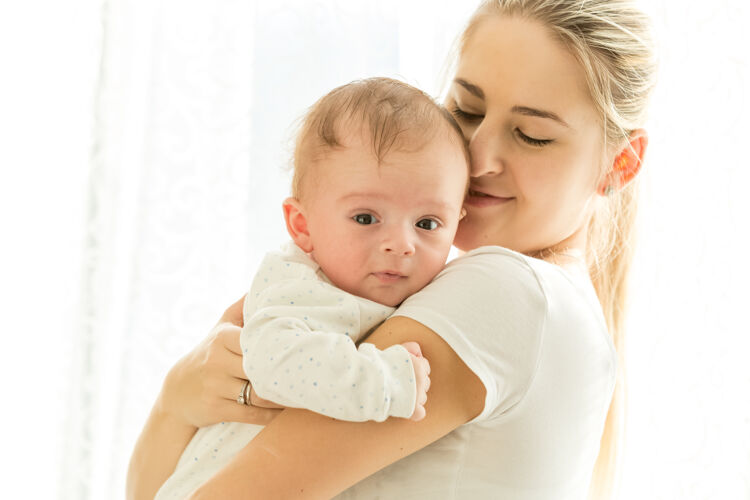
[243,380,253,406]
[237,380,250,405]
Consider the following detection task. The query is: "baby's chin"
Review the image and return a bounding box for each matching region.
[359,283,428,308]
[374,294,407,308]
[352,289,405,308]
[341,276,435,308]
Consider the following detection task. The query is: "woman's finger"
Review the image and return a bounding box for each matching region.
[219,295,246,326]
[225,353,248,380]
[218,340,249,381]
[223,377,285,411]
[217,376,254,403]
[216,324,243,356]
[222,377,250,403]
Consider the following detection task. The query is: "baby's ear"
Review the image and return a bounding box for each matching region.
[282,197,313,252]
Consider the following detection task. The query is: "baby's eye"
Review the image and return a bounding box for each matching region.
[415,218,439,231]
[353,214,378,225]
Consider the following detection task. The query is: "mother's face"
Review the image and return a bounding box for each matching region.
[447,15,604,254]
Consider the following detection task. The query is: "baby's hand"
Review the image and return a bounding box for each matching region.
[401,341,431,422]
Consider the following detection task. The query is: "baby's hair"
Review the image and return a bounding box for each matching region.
[292,77,470,200]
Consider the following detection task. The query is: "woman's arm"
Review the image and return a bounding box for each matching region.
[188,315,486,500]
[126,298,282,500]
[126,401,197,500]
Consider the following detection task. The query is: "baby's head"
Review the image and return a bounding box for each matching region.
[283,77,469,306]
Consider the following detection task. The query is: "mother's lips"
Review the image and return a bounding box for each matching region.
[466,188,514,207]
[468,188,509,197]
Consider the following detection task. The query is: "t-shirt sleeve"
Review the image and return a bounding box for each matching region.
[392,247,547,423]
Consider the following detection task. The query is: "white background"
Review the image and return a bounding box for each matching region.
[1,1,748,498]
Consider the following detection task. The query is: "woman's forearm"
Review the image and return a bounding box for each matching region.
[188,316,485,499]
[126,297,266,499]
[126,400,197,500]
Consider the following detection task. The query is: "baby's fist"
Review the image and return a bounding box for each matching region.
[401,342,431,421]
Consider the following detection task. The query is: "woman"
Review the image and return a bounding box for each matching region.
[127,0,656,498]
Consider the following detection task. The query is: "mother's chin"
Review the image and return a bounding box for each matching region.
[452,218,496,252]
[452,208,516,252]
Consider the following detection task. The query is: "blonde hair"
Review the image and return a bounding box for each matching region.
[292,77,470,200]
[458,1,657,498]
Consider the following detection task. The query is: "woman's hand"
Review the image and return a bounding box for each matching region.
[128,296,283,500]
[156,296,283,428]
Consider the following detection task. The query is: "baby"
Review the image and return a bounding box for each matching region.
[155,77,469,498]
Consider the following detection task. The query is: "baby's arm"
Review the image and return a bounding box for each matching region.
[241,278,427,422]
[249,338,431,421]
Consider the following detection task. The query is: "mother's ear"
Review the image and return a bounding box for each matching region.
[598,129,648,195]
[282,197,313,252]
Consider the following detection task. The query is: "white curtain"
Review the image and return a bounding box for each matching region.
[2,1,748,499]
[47,1,477,498]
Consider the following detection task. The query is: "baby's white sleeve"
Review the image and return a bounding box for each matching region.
[240,260,416,422]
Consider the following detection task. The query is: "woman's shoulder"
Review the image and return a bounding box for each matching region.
[464,247,611,343]
[426,245,566,308]
[398,245,561,327]
[440,245,597,310]
[446,244,536,272]
[393,246,550,421]
[394,245,610,422]
[404,245,551,340]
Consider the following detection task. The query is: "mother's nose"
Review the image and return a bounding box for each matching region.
[469,124,504,177]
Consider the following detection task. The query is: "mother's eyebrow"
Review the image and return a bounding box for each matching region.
[454,78,484,99]
[456,78,570,128]
[512,105,570,128]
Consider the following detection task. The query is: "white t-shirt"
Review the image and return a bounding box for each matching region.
[334,246,616,500]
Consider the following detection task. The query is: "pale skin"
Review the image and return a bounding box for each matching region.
[127,14,648,500]
[284,125,468,308]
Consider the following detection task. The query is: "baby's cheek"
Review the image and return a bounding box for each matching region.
[322,254,364,297]
[414,256,445,291]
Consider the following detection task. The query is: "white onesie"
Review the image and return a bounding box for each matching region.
[155,242,417,499]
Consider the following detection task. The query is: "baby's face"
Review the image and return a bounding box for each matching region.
[302,132,468,307]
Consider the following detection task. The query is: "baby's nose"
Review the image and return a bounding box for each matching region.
[380,227,416,256]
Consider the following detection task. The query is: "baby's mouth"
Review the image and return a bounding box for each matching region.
[372,272,406,283]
